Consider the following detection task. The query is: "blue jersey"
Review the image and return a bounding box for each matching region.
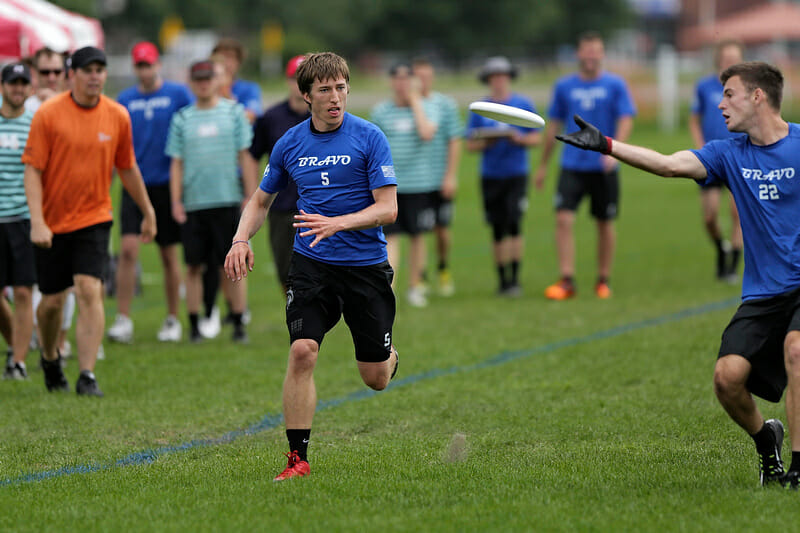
[464,93,538,179]
[691,74,738,143]
[232,79,263,116]
[549,72,636,172]
[260,113,397,266]
[117,81,193,186]
[692,123,800,301]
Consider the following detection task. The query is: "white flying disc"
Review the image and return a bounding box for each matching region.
[468,101,546,129]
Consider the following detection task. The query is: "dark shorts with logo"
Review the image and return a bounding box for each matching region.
[556,169,619,220]
[384,192,437,236]
[431,190,454,228]
[35,221,111,295]
[480,176,528,227]
[285,252,395,363]
[718,285,800,402]
[121,184,181,246]
[0,219,36,287]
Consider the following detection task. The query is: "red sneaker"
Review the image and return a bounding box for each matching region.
[273,450,310,481]
[544,280,575,300]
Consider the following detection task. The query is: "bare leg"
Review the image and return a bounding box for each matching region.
[357,346,398,391]
[434,225,450,268]
[728,193,743,250]
[222,274,246,314]
[596,219,615,280]
[159,244,182,317]
[11,286,33,364]
[784,331,800,454]
[73,275,104,373]
[185,265,204,315]
[386,235,400,290]
[555,209,575,278]
[408,234,427,289]
[37,290,67,361]
[283,339,319,429]
[115,234,140,317]
[713,354,764,435]
[0,296,11,348]
[701,187,722,241]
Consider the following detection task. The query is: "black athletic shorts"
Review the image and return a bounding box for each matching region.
[181,206,240,267]
[480,176,528,227]
[120,184,181,246]
[285,252,396,363]
[34,221,111,295]
[555,169,619,220]
[268,209,297,288]
[718,285,800,402]
[384,192,436,236]
[431,190,454,228]
[0,219,36,287]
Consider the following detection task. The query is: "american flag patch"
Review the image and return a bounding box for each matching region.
[381,165,396,178]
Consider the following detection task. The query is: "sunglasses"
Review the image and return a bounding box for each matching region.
[38,69,64,76]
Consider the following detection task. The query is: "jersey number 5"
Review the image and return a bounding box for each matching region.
[321,171,329,186]
[758,183,779,200]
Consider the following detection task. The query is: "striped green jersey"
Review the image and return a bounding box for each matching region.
[0,109,33,220]
[420,92,461,184]
[370,98,443,193]
[165,98,252,211]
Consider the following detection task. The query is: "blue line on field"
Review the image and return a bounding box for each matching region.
[1,297,738,488]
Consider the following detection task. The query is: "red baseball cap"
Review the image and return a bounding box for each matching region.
[285,55,305,78]
[132,42,159,65]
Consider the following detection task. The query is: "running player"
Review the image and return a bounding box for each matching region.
[225,52,399,481]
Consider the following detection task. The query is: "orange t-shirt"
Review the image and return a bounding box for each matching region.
[22,92,135,234]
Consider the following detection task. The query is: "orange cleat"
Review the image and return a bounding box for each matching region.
[273,450,310,481]
[595,281,612,299]
[544,280,575,300]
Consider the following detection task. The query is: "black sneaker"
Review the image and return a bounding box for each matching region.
[190,328,204,344]
[75,371,104,397]
[232,324,249,344]
[3,361,28,380]
[782,470,800,490]
[759,418,785,486]
[41,355,69,392]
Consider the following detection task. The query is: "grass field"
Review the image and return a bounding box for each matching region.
[2,120,798,532]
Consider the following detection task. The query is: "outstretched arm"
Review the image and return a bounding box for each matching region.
[224,188,275,281]
[557,114,707,180]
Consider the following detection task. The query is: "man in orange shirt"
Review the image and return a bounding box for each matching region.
[23,46,156,396]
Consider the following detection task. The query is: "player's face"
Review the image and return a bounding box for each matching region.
[1,79,30,109]
[390,68,411,101]
[577,39,604,78]
[134,61,159,89]
[36,54,65,91]
[717,45,743,73]
[71,63,107,101]
[487,73,511,95]
[304,76,348,131]
[719,75,755,133]
[412,64,434,94]
[190,76,216,100]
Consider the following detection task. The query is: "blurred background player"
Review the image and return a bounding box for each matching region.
[535,31,635,300]
[245,55,309,295]
[689,39,744,282]
[107,42,193,344]
[211,38,262,123]
[0,63,34,380]
[465,56,540,297]
[25,47,67,113]
[167,59,255,343]
[23,46,156,396]
[371,62,438,307]
[412,57,462,297]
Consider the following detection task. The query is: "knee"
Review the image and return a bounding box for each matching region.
[38,293,65,317]
[785,338,800,373]
[713,357,748,398]
[555,212,573,230]
[289,340,318,374]
[74,276,102,303]
[364,375,389,392]
[119,242,139,264]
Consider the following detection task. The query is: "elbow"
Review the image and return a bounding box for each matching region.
[387,206,398,225]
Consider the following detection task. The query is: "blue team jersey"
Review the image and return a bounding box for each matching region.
[691,74,739,143]
[549,72,636,172]
[464,93,538,179]
[692,123,800,301]
[117,81,194,186]
[231,79,263,116]
[260,113,397,266]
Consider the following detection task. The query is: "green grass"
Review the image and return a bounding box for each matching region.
[2,120,796,532]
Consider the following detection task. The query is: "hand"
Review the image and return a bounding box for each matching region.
[225,240,254,281]
[140,210,157,243]
[440,175,457,200]
[534,166,548,191]
[30,219,53,248]
[171,201,186,225]
[556,114,611,154]
[293,209,343,248]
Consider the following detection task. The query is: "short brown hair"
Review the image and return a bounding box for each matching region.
[212,38,246,63]
[33,47,67,69]
[720,61,783,110]
[714,39,744,67]
[296,52,350,95]
[578,31,603,45]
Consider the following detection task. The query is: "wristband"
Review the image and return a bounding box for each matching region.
[231,240,249,246]
[603,136,613,155]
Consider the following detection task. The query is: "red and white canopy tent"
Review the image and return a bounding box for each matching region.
[0,0,103,61]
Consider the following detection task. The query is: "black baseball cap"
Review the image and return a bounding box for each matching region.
[67,46,107,70]
[1,63,31,83]
[190,60,215,80]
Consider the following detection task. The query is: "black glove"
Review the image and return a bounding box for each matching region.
[555,114,612,155]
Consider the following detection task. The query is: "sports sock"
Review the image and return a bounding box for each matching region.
[287,429,311,462]
[597,275,609,286]
[730,248,742,274]
[189,313,199,335]
[497,264,508,289]
[229,312,243,326]
[789,451,800,473]
[751,422,777,453]
[510,260,520,286]
[561,276,575,288]
[438,259,447,272]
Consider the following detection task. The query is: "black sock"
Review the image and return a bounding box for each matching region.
[510,260,520,286]
[497,264,508,289]
[562,276,575,288]
[438,259,447,272]
[597,275,608,285]
[189,313,199,334]
[287,429,311,462]
[730,248,742,274]
[202,266,219,317]
[752,422,777,453]
[789,451,800,473]
[230,313,243,326]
